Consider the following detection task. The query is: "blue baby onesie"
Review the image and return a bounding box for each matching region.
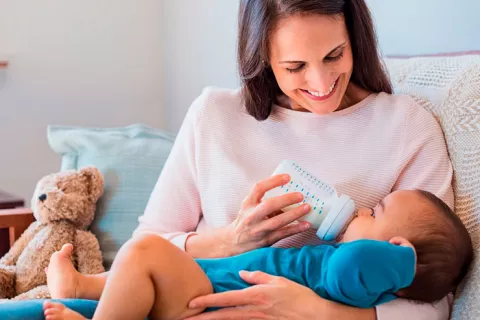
[195,239,415,308]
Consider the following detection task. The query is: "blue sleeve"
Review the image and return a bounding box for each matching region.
[323,240,416,308]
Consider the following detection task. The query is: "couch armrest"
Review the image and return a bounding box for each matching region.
[0,208,36,247]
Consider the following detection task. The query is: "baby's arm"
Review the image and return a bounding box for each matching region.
[323,240,416,308]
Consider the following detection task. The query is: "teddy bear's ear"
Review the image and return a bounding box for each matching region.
[79,166,104,202]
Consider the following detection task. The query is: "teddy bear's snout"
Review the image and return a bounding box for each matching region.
[38,194,47,202]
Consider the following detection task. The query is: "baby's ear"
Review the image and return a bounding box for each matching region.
[389,236,412,247]
[79,167,104,202]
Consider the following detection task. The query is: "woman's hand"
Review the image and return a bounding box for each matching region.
[186,174,311,258]
[184,270,322,320]
[184,271,377,320]
[217,174,311,257]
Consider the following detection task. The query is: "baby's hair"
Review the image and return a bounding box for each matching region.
[398,190,473,302]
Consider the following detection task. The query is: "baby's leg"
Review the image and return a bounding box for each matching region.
[45,234,213,320]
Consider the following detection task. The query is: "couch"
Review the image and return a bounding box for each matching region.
[0,53,479,319]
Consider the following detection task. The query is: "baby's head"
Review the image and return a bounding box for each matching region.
[339,189,473,302]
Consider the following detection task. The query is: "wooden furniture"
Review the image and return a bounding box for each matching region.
[0,190,35,257]
[0,190,25,209]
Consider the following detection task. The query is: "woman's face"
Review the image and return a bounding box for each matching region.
[269,14,359,114]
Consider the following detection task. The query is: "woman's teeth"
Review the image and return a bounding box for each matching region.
[307,81,336,97]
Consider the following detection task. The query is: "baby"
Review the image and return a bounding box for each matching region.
[43,189,473,320]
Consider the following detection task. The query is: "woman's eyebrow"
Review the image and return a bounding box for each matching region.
[325,41,347,56]
[279,41,347,64]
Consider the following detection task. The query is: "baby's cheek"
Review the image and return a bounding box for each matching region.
[373,225,399,242]
[341,221,365,242]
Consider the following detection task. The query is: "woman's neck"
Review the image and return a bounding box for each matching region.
[338,82,372,111]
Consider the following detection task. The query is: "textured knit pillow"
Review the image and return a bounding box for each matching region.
[384,54,480,319]
[48,124,175,269]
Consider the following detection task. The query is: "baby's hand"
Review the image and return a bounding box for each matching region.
[390,237,417,270]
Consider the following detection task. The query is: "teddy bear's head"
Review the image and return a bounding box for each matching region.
[31,167,104,229]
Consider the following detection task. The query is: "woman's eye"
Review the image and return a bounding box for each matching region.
[286,64,305,73]
[325,51,344,62]
[370,208,376,218]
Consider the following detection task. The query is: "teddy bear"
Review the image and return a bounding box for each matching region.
[0,166,105,300]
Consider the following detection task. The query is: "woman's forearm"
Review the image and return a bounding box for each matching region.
[315,298,377,320]
[185,230,233,258]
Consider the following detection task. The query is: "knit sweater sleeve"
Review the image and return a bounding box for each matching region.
[133,89,208,250]
[392,99,454,208]
[378,98,453,320]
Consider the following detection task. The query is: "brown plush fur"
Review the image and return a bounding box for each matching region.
[0,167,105,300]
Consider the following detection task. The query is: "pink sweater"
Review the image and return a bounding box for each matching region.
[135,87,454,319]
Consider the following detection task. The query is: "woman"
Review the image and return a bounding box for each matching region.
[47,0,453,319]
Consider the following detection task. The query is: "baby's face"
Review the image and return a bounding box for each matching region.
[340,190,432,243]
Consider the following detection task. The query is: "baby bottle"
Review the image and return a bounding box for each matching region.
[262,160,356,241]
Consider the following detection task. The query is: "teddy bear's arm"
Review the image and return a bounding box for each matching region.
[0,221,42,266]
[74,230,105,275]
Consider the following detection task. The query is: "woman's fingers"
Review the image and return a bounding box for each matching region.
[247,191,304,223]
[228,174,310,253]
[244,174,290,205]
[184,307,256,320]
[188,290,257,309]
[253,202,310,233]
[264,221,311,245]
[266,209,286,219]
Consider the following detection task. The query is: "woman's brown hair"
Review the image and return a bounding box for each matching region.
[237,0,393,120]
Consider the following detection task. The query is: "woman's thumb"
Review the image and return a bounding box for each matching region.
[239,270,275,285]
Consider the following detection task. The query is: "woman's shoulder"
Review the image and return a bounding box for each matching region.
[193,86,243,112]
[373,92,440,128]
[377,93,443,137]
[187,86,247,126]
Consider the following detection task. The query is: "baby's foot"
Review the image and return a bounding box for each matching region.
[43,301,87,320]
[47,244,81,299]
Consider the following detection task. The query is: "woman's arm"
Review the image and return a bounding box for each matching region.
[185,270,377,320]
[133,90,207,252]
[376,296,451,320]
[386,100,454,320]
[319,300,377,320]
[134,88,309,259]
[393,100,454,207]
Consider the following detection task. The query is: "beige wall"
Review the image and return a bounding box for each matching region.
[0,0,164,202]
[2,0,478,203]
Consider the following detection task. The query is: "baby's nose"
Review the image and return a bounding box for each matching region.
[356,208,372,217]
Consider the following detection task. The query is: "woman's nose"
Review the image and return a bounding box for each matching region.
[305,66,333,93]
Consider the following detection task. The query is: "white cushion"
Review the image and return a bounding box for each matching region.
[384,54,480,319]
